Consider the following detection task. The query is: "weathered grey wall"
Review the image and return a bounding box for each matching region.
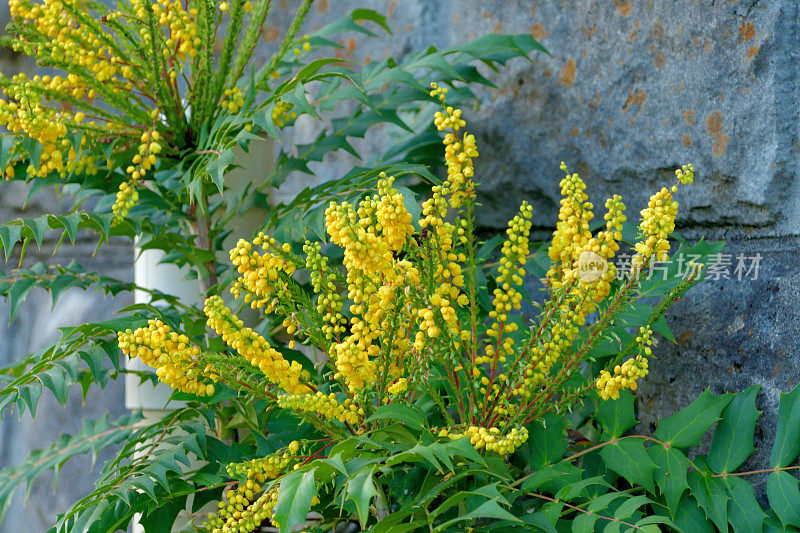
[0,184,132,532]
[1,0,798,527]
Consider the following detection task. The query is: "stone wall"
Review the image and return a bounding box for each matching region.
[2,0,798,527]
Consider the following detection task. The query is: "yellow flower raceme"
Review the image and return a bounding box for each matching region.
[439,425,529,456]
[229,235,297,311]
[547,162,594,286]
[596,354,649,400]
[204,295,309,394]
[118,319,216,396]
[277,391,359,425]
[206,444,301,533]
[304,241,346,341]
[631,164,695,269]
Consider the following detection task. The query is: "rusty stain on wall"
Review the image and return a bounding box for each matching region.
[684,109,695,125]
[315,0,328,13]
[622,89,646,112]
[530,23,550,40]
[262,25,280,42]
[705,111,730,156]
[739,21,755,42]
[654,51,666,69]
[560,59,577,87]
[616,1,632,16]
[682,134,692,146]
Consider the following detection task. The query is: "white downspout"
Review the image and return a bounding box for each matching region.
[128,138,273,532]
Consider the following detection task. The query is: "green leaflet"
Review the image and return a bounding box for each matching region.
[770,382,800,468]
[272,468,318,533]
[346,467,379,526]
[595,390,637,439]
[766,470,800,529]
[648,444,690,513]
[599,439,658,493]
[724,475,766,533]
[654,389,733,448]
[673,494,715,533]
[687,470,729,531]
[707,385,760,474]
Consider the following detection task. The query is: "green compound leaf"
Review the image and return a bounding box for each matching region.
[724,475,766,533]
[595,390,637,439]
[272,468,317,533]
[770,382,800,468]
[766,470,800,529]
[654,389,733,448]
[599,438,657,493]
[346,467,378,527]
[687,470,728,531]
[707,385,761,473]
[648,444,690,513]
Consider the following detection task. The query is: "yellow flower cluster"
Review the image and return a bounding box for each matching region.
[547,162,594,287]
[229,235,297,311]
[118,319,216,396]
[485,203,533,360]
[204,295,309,394]
[596,326,653,400]
[271,101,297,127]
[596,355,649,400]
[440,425,529,456]
[325,173,413,281]
[221,87,245,114]
[0,74,98,179]
[128,0,199,72]
[277,391,360,425]
[387,377,408,395]
[430,82,476,206]
[632,164,694,269]
[321,173,418,390]
[112,128,164,221]
[304,242,346,341]
[227,442,299,480]
[206,445,300,533]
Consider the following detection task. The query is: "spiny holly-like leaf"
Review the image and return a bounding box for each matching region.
[654,389,733,448]
[138,495,188,533]
[595,390,637,438]
[648,443,690,513]
[346,467,378,527]
[524,413,566,469]
[724,475,765,533]
[613,495,653,521]
[7,277,36,322]
[687,470,728,531]
[366,403,426,431]
[707,385,760,474]
[673,494,715,533]
[272,468,317,533]
[600,439,657,493]
[766,470,800,529]
[770,382,800,468]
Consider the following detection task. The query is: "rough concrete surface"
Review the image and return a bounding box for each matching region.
[2,0,800,528]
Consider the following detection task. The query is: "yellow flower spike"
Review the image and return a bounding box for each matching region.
[204,296,309,394]
[278,391,359,425]
[117,319,215,396]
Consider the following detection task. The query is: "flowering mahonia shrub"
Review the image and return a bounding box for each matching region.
[0,0,558,528]
[113,94,708,532]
